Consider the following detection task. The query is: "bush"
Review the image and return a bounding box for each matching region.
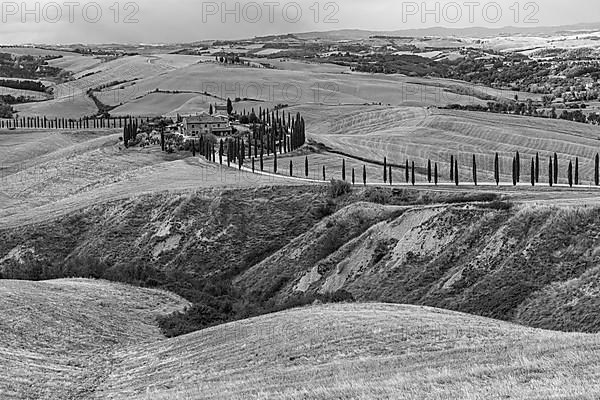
[364,187,391,205]
[329,179,351,199]
[62,255,109,279]
[158,304,225,337]
[310,198,336,219]
[322,289,355,303]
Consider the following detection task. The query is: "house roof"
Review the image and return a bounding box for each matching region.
[184,113,229,124]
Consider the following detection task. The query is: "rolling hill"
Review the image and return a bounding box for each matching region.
[3,183,600,334]
[2,291,599,399]
[13,52,537,118]
[0,279,189,399]
[300,105,600,184]
[0,128,300,228]
[92,303,600,400]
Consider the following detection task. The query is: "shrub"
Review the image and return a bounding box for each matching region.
[329,179,351,199]
[158,304,224,337]
[310,199,336,219]
[364,187,391,205]
[322,289,355,303]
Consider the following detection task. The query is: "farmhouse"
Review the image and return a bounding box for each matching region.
[214,104,229,114]
[182,113,232,137]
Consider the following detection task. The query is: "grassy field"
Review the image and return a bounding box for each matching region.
[0,129,300,228]
[91,303,600,400]
[0,279,189,400]
[5,284,599,400]
[297,105,600,184]
[13,52,529,118]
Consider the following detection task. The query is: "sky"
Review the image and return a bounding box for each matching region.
[0,0,599,44]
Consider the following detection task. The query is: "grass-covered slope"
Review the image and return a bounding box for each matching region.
[92,303,600,400]
[303,105,600,183]
[0,279,189,400]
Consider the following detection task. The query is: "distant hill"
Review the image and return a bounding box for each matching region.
[294,22,600,40]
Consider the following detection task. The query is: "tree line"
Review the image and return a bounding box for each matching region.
[0,115,148,130]
[188,107,307,170]
[0,79,48,93]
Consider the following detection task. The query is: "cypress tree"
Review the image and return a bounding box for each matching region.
[494,152,499,185]
[240,139,245,163]
[274,151,277,174]
[260,148,264,171]
[427,160,432,183]
[219,140,224,165]
[252,157,255,173]
[516,151,520,183]
[227,142,231,167]
[322,165,326,181]
[383,157,387,183]
[192,140,196,156]
[575,157,579,186]
[512,157,517,186]
[568,161,573,187]
[450,155,454,181]
[472,154,477,186]
[535,152,540,183]
[290,160,293,177]
[411,161,415,186]
[549,157,553,187]
[363,165,367,186]
[434,163,438,185]
[352,168,355,186]
[454,160,459,186]
[389,166,393,185]
[405,160,409,183]
[342,159,346,181]
[305,156,309,177]
[531,158,535,186]
[596,153,599,186]
[554,153,558,184]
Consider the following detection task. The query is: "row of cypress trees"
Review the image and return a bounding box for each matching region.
[374,152,596,187]
[243,108,306,155]
[122,119,138,148]
[383,152,596,187]
[191,109,307,169]
[1,115,145,130]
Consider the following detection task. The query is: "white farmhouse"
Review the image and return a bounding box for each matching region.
[182,113,232,137]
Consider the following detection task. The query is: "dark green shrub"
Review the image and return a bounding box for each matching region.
[329,179,351,199]
[364,187,391,205]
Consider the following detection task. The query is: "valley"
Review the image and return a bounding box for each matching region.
[3,21,600,399]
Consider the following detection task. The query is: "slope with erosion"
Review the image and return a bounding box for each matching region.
[0,186,329,285]
[237,201,600,333]
[5,179,600,335]
[0,279,189,400]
